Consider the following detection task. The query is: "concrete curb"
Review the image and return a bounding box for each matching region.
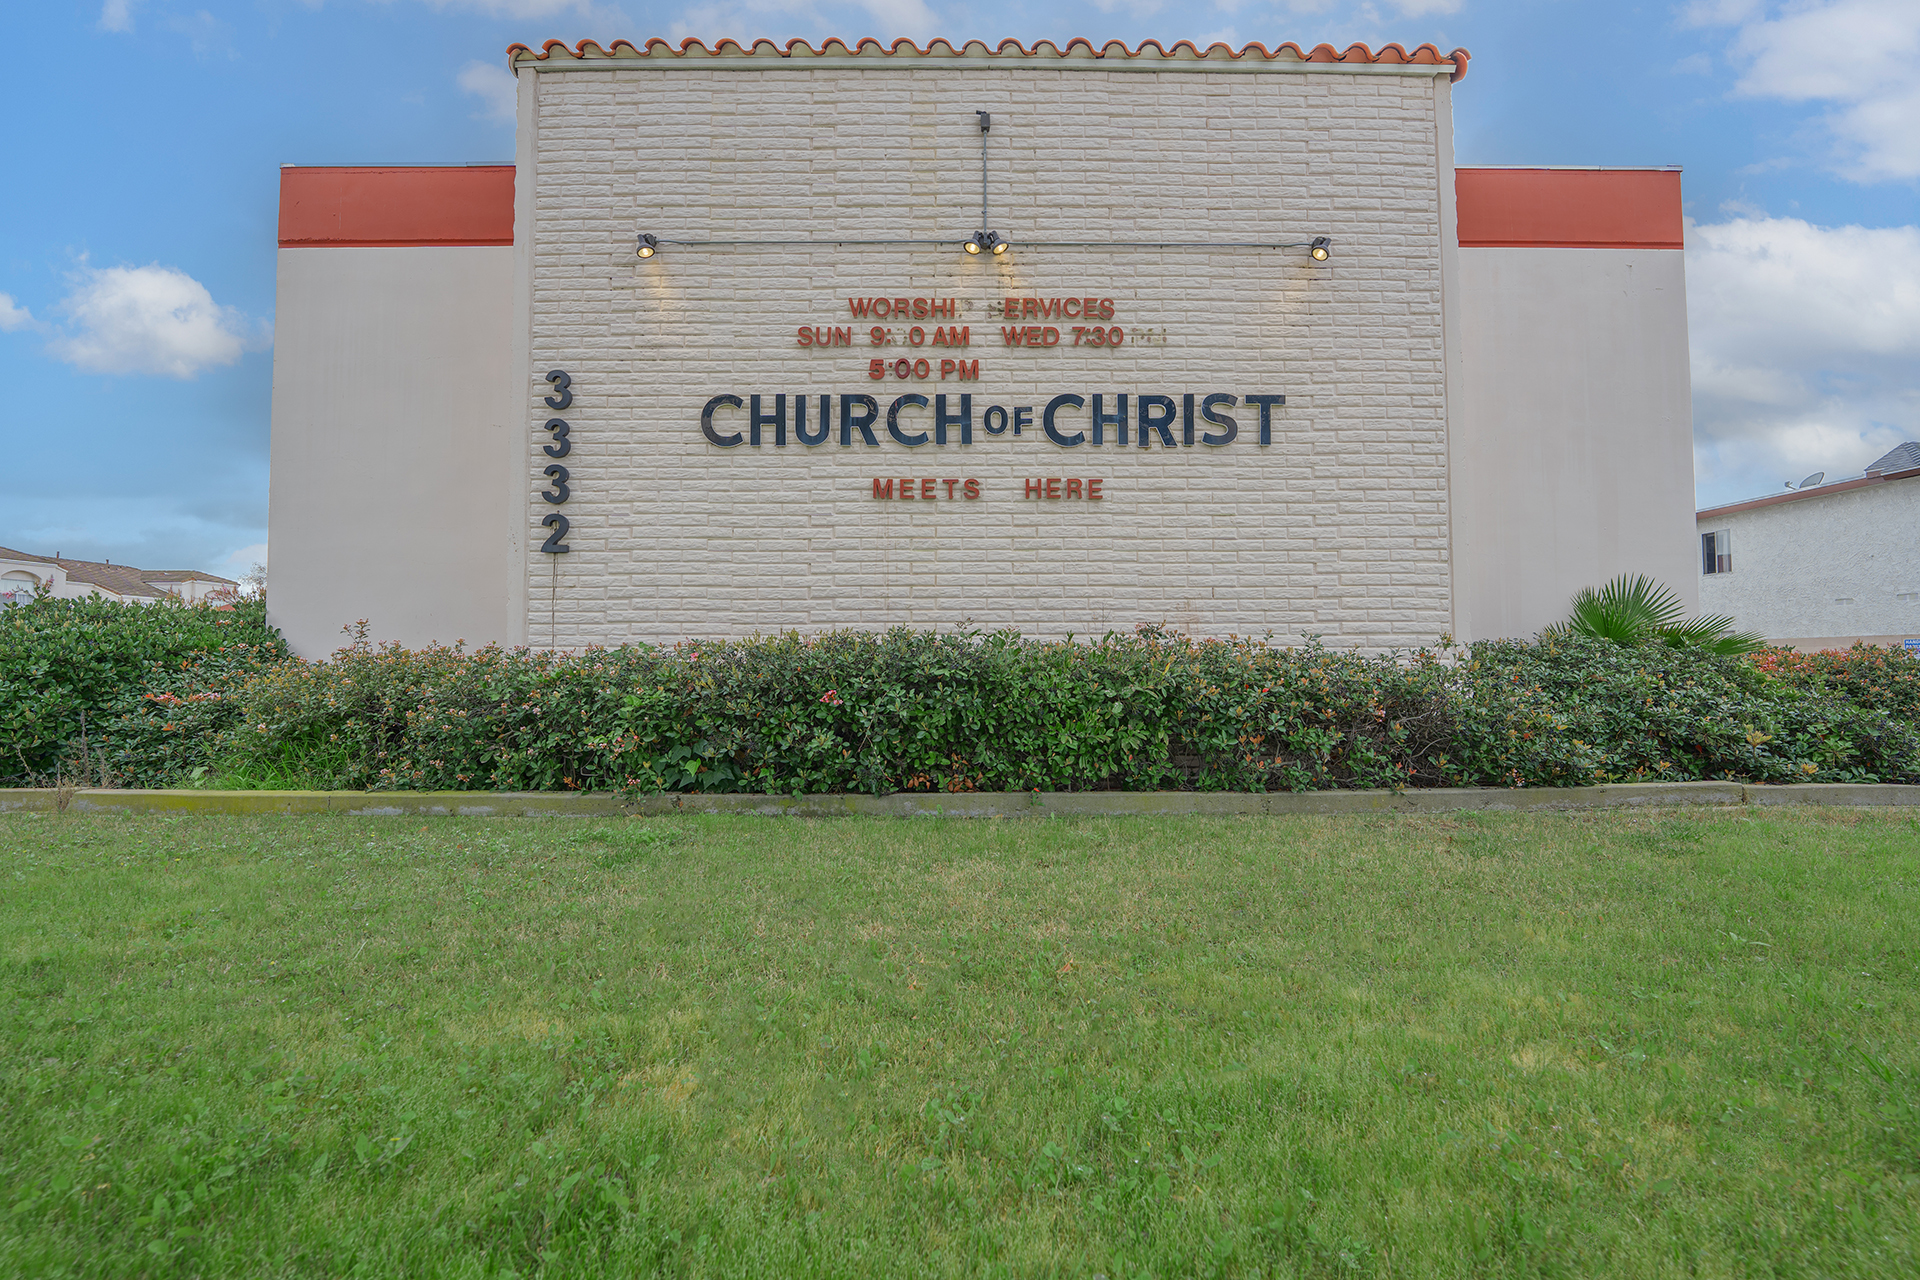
[3,781,1918,818]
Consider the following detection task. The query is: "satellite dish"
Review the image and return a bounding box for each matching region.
[1799,472,1825,489]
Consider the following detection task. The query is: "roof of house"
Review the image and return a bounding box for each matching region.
[508,37,1470,80]
[1697,446,1920,521]
[0,545,236,599]
[1867,442,1920,475]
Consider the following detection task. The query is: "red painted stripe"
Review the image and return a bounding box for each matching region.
[1456,169,1683,250]
[278,166,514,248]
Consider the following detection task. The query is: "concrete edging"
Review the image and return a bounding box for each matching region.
[2,781,1918,818]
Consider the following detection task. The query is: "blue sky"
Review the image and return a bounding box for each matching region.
[1,0,1915,577]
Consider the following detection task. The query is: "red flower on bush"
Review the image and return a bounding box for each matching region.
[820,689,843,706]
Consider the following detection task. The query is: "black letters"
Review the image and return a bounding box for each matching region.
[842,394,880,447]
[888,393,931,447]
[1043,394,1086,448]
[1138,395,1177,449]
[750,393,787,447]
[795,394,830,446]
[701,393,744,447]
[1245,394,1286,446]
[1200,394,1239,447]
[1091,394,1128,447]
[933,394,972,446]
[700,391,1265,448]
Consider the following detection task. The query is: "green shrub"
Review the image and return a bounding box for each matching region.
[0,595,284,784]
[90,626,1920,794]
[1447,635,1917,786]
[180,629,1455,795]
[1749,643,1920,723]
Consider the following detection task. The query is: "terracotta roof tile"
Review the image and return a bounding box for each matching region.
[507,37,1469,81]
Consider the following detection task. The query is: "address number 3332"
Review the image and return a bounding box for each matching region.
[538,369,572,554]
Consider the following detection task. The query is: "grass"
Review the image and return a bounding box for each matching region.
[2,808,1917,1278]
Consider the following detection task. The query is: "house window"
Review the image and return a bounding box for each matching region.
[1,570,39,606]
[1701,529,1732,574]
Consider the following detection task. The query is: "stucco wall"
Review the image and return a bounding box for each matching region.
[268,246,517,658]
[1698,478,1920,646]
[1452,246,1697,639]
[516,62,1457,648]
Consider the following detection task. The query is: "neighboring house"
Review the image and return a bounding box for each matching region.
[0,546,237,607]
[1696,444,1920,651]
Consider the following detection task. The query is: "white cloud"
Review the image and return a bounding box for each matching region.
[50,265,267,379]
[222,542,268,572]
[1688,215,1920,503]
[1694,0,1920,181]
[0,294,32,332]
[458,60,518,121]
[1690,217,1920,359]
[98,0,139,32]
[220,543,269,592]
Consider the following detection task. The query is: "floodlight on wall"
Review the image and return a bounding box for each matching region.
[1309,236,1332,261]
[636,233,659,258]
[963,230,1009,256]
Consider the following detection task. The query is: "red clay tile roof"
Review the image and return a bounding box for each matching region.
[507,37,1469,82]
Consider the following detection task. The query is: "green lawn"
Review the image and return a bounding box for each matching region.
[2,809,1917,1278]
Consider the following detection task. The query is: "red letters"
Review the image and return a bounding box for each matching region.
[999,297,1117,321]
[873,478,982,500]
[1022,478,1104,501]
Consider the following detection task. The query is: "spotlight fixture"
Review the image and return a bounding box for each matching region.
[636,233,659,259]
[964,230,1009,257]
[1309,236,1332,262]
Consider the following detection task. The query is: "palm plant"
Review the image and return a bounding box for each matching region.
[1546,574,1765,656]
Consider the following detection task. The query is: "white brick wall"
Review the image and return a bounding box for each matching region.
[521,63,1452,648]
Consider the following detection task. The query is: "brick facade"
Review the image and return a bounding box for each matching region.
[520,61,1454,648]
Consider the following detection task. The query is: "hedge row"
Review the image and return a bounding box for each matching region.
[6,596,1917,793]
[1,595,283,783]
